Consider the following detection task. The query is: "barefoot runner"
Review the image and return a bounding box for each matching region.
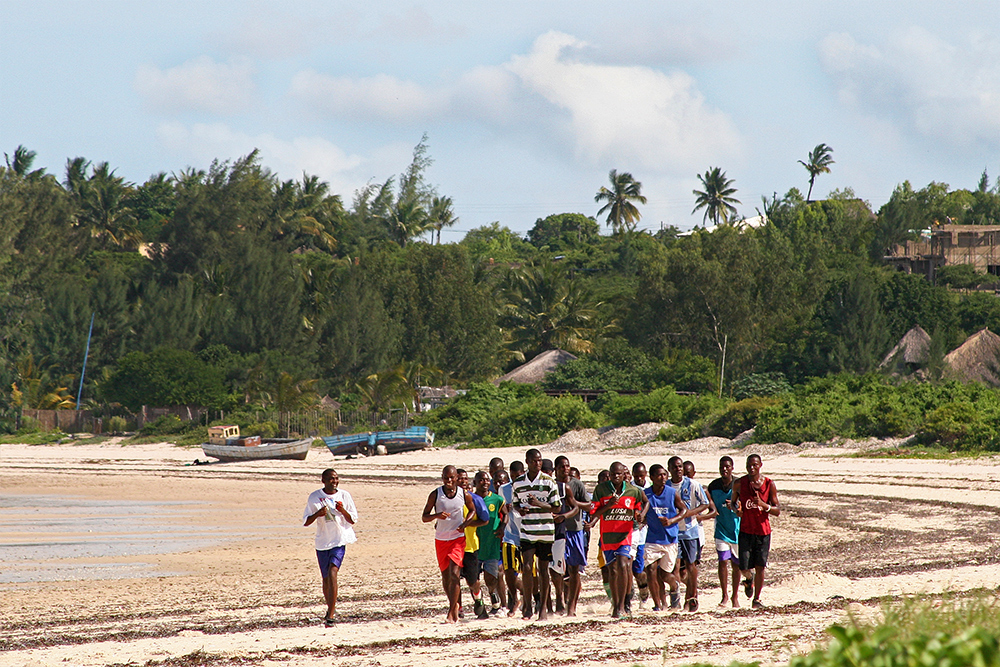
[303,469,358,626]
[422,465,486,622]
[732,454,779,609]
[590,461,646,618]
[707,456,744,607]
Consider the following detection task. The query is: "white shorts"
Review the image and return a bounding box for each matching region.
[715,538,736,554]
[549,538,566,575]
[644,542,678,572]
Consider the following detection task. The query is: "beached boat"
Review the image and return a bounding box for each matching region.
[201,425,313,462]
[323,426,434,457]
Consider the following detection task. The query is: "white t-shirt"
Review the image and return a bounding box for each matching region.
[303,488,358,550]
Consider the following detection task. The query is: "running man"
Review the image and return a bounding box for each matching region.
[590,461,646,618]
[732,453,779,609]
[458,469,490,619]
[422,465,486,622]
[512,449,561,620]
[707,456,744,607]
[474,471,506,615]
[303,469,358,626]
[499,463,524,616]
[554,455,589,616]
[668,456,710,612]
[630,461,650,611]
[643,463,686,611]
[489,457,505,492]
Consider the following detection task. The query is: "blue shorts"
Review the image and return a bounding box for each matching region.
[317,545,345,576]
[678,538,702,566]
[565,530,587,568]
[603,543,631,564]
[632,544,646,575]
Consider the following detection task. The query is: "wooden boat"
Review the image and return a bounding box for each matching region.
[201,425,312,462]
[323,426,434,457]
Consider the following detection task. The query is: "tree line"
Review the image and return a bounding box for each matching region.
[3,138,1000,432]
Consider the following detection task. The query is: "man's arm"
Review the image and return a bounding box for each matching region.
[304,501,325,527]
[664,489,687,526]
[336,492,358,525]
[422,490,442,523]
[758,482,780,517]
[700,490,717,522]
[731,480,743,518]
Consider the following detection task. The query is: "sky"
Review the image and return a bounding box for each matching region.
[3,1,1000,239]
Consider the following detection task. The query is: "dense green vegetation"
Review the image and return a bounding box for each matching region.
[5,139,1000,447]
[688,593,1000,667]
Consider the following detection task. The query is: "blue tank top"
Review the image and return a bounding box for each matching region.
[644,485,680,545]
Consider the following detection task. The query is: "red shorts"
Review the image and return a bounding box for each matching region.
[435,537,466,571]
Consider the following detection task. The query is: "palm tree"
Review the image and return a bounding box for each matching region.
[498,262,610,360]
[692,167,741,225]
[799,143,835,201]
[428,195,458,244]
[595,169,647,234]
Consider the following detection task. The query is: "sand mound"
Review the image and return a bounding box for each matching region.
[540,423,671,452]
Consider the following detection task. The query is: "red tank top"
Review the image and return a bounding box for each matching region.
[738,476,773,536]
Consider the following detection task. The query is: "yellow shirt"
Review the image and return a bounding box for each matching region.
[463,505,479,553]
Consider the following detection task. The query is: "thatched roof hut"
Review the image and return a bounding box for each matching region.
[943,328,1000,386]
[880,325,931,373]
[494,349,578,385]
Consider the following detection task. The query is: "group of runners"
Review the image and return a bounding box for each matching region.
[423,450,780,622]
[300,451,778,625]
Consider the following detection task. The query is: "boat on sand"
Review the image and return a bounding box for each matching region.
[201,425,312,462]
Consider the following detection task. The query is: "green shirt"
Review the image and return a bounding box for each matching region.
[476,492,505,561]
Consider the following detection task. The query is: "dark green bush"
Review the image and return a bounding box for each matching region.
[415,381,542,443]
[464,395,601,448]
[139,414,190,436]
[707,396,781,437]
[599,387,724,427]
[730,372,791,400]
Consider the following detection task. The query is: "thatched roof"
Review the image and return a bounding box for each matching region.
[943,328,1000,386]
[880,325,932,370]
[494,349,578,385]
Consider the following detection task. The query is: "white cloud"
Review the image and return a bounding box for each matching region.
[290,70,448,123]
[135,57,256,115]
[506,31,741,171]
[289,30,742,174]
[821,28,1000,148]
[156,122,364,193]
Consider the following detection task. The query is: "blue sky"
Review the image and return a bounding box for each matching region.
[3,1,999,239]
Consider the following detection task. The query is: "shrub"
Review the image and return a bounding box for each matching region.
[707,396,781,437]
[415,382,541,443]
[139,414,190,436]
[465,395,601,449]
[730,372,791,400]
[106,416,127,434]
[599,387,725,428]
[244,421,279,439]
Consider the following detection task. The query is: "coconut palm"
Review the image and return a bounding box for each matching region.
[799,143,835,201]
[595,169,647,234]
[428,195,458,245]
[498,262,610,360]
[692,167,741,225]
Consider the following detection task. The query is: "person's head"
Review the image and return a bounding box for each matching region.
[610,461,627,484]
[554,455,571,482]
[597,469,610,483]
[570,466,581,480]
[525,449,542,475]
[668,456,684,482]
[489,457,505,478]
[510,460,525,479]
[719,456,734,482]
[321,468,339,492]
[541,458,554,476]
[497,470,510,487]
[442,465,458,491]
[456,468,470,490]
[648,463,667,491]
[746,454,762,477]
[632,461,647,487]
[474,470,491,496]
[683,460,696,478]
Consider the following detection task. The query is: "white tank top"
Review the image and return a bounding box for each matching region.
[434,486,466,541]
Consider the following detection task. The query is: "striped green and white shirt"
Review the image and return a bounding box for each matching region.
[512,472,561,543]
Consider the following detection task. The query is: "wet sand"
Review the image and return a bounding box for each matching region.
[2,436,1000,666]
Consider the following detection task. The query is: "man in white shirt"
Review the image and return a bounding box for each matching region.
[304,468,358,626]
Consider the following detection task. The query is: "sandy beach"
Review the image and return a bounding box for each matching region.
[3,432,1000,667]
